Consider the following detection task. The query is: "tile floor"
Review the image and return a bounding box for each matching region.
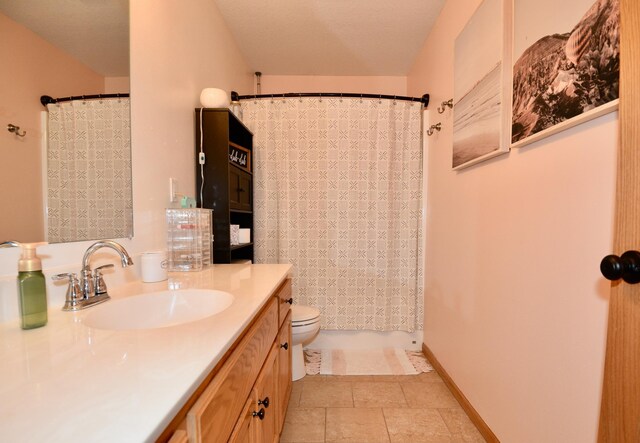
[280,372,485,443]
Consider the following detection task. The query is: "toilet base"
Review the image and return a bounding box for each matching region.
[291,343,306,381]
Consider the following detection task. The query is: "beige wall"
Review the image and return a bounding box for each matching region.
[105,77,130,93]
[0,12,105,243]
[260,75,407,96]
[408,1,616,441]
[128,0,253,253]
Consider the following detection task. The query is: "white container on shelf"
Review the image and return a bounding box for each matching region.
[239,228,250,244]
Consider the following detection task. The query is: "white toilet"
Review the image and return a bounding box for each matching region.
[291,304,321,381]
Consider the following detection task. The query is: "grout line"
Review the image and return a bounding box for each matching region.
[436,408,455,436]
[349,381,354,408]
[381,407,392,443]
[324,407,327,443]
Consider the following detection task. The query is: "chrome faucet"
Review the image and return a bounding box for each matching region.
[54,240,134,311]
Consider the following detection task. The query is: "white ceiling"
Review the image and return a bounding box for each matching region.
[213,0,446,76]
[0,0,129,77]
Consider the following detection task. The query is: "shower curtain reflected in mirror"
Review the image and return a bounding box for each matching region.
[45,98,133,243]
[244,97,424,331]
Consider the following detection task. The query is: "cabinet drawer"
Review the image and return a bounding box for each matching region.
[187,298,278,443]
[275,279,292,327]
[229,166,252,212]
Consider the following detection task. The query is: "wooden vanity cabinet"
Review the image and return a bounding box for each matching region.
[276,310,292,433]
[253,344,279,443]
[228,394,258,443]
[159,279,293,443]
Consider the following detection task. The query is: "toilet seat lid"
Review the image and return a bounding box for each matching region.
[292,305,320,323]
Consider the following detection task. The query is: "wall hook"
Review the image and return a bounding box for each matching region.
[7,124,26,137]
[437,99,454,114]
[426,123,442,136]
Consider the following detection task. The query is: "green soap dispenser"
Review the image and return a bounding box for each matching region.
[18,243,48,329]
[1,241,48,329]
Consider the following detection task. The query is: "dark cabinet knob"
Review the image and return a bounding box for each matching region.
[253,408,265,420]
[284,297,293,304]
[280,342,289,350]
[601,250,640,284]
[258,396,270,408]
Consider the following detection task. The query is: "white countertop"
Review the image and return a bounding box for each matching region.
[0,264,292,443]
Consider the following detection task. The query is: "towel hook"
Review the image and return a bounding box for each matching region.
[426,123,442,136]
[437,99,453,114]
[7,124,26,137]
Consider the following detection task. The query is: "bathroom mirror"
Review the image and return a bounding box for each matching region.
[0,0,132,244]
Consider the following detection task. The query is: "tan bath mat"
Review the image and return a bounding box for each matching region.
[304,348,433,376]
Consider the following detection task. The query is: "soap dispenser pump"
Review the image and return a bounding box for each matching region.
[1,241,48,329]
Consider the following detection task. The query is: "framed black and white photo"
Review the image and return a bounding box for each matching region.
[453,0,512,170]
[511,0,619,148]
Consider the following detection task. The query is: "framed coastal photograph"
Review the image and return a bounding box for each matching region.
[452,0,512,170]
[511,0,619,148]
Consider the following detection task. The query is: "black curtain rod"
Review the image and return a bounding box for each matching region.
[40,93,130,107]
[237,92,430,107]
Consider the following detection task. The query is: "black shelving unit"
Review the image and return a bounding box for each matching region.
[195,109,254,263]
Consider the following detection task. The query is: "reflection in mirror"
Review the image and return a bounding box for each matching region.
[0,0,132,244]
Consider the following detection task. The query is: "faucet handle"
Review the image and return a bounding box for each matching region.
[53,273,84,311]
[93,264,115,295]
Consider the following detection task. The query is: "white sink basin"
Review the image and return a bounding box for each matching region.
[82,289,234,330]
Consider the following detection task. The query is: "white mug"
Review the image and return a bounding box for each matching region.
[140,251,168,283]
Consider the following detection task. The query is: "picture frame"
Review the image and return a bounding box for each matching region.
[228,142,251,172]
[511,0,620,148]
[452,0,513,170]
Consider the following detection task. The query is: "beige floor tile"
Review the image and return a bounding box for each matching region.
[439,409,485,442]
[416,371,444,383]
[300,381,354,407]
[401,382,460,409]
[280,408,326,443]
[302,374,329,383]
[367,375,419,383]
[383,408,453,443]
[303,374,376,382]
[326,407,390,443]
[289,381,303,408]
[367,372,442,383]
[352,382,407,407]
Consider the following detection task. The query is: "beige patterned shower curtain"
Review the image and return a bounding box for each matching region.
[46,98,132,243]
[243,97,423,331]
